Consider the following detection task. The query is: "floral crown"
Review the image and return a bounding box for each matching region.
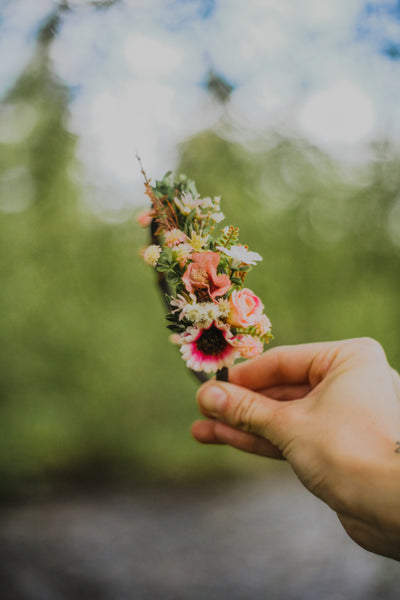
[138,165,272,381]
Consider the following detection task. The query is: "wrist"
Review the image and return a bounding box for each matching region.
[375,456,400,531]
[352,453,400,560]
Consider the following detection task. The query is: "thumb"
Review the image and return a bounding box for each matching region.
[196,381,295,446]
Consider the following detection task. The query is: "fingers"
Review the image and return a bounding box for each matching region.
[260,383,311,401]
[229,341,340,391]
[196,380,300,446]
[391,368,400,398]
[191,420,226,445]
[191,419,284,459]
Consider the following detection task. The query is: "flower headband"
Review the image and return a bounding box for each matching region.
[138,162,272,382]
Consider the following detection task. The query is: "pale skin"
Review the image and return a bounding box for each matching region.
[192,338,400,561]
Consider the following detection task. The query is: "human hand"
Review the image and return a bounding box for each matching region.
[192,338,400,561]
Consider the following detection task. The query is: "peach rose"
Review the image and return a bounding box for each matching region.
[182,252,231,301]
[232,334,264,359]
[255,314,272,336]
[228,288,264,328]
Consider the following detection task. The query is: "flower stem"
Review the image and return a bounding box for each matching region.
[216,367,229,382]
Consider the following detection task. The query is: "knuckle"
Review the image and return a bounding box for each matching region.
[350,337,385,359]
[355,336,380,349]
[276,401,303,437]
[231,391,260,433]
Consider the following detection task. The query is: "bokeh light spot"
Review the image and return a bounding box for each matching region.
[298,80,375,145]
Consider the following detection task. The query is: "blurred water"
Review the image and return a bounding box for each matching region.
[0,471,399,600]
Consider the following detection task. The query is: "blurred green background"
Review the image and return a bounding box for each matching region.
[1,1,400,495]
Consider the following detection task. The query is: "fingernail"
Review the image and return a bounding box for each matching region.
[198,385,227,414]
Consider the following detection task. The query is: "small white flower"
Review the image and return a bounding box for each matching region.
[173,243,193,265]
[142,244,162,266]
[178,301,225,329]
[181,302,211,328]
[200,302,220,326]
[210,211,225,223]
[183,305,205,324]
[217,299,231,318]
[200,197,214,209]
[217,244,263,267]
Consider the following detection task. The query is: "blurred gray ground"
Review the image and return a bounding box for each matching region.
[0,469,399,600]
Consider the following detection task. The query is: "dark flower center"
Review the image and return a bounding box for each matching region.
[196,326,228,356]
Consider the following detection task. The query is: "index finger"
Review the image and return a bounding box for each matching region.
[229,341,341,391]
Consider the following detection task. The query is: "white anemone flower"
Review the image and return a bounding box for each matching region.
[174,191,202,215]
[170,293,196,313]
[217,244,263,267]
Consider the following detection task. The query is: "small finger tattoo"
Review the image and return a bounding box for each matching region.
[395,441,400,454]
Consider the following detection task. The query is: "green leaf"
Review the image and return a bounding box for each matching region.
[166,272,181,286]
[165,313,178,323]
[217,257,230,275]
[156,249,174,272]
[216,226,240,249]
[230,276,242,286]
[166,323,186,333]
[156,263,170,273]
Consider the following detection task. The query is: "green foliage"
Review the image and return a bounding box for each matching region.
[216,225,240,249]
[156,248,175,272]
[165,266,185,296]
[1,27,400,492]
[153,170,198,200]
[165,313,190,334]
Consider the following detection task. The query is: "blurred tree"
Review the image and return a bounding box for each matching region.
[0,5,400,494]
[0,3,237,493]
[205,69,234,103]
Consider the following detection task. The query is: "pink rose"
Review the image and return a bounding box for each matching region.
[228,288,264,327]
[182,252,231,301]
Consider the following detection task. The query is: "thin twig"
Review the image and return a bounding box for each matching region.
[136,154,151,186]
